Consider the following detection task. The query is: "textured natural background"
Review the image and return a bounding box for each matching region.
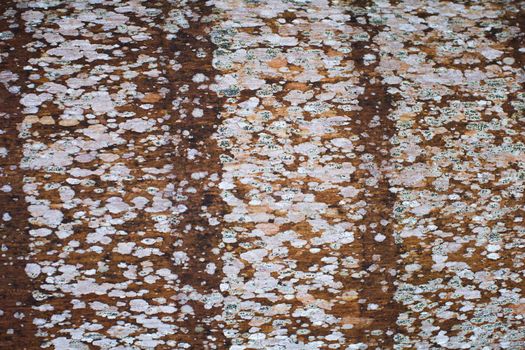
[0,0,524,349]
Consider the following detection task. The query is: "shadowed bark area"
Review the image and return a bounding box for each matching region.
[0,1,228,348]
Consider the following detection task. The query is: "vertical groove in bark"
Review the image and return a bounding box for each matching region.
[355,62,399,349]
[349,7,400,347]
[158,1,230,347]
[0,2,39,348]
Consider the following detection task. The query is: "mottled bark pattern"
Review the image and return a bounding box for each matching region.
[0,1,524,350]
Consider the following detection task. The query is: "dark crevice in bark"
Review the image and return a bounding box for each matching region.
[351,18,401,348]
[0,2,39,349]
[159,1,230,348]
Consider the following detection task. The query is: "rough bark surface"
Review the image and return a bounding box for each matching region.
[0,1,524,349]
